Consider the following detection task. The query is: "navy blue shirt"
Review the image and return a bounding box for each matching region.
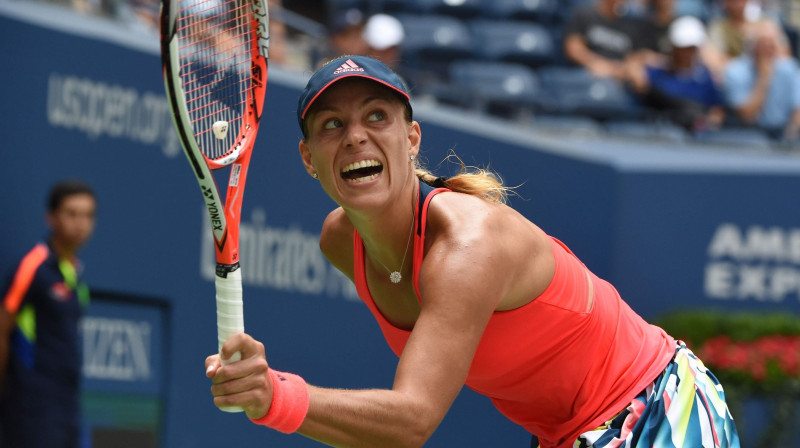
[1,242,88,447]
[646,63,723,109]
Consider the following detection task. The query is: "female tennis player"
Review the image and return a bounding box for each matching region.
[205,55,741,448]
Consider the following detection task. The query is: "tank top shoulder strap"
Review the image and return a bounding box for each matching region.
[352,181,450,305]
[412,181,450,303]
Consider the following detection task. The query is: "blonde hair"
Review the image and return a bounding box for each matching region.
[414,153,512,204]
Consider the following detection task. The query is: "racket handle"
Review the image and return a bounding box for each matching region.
[215,265,245,413]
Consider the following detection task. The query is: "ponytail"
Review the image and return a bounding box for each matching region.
[414,153,512,204]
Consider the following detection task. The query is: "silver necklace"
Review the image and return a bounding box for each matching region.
[375,212,415,284]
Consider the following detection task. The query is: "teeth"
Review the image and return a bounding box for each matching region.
[346,173,379,183]
[342,159,381,173]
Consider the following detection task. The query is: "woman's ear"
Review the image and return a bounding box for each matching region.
[408,121,421,160]
[299,140,316,177]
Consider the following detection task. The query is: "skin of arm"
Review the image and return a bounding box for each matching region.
[624,58,650,94]
[734,60,773,124]
[564,34,626,79]
[785,109,800,140]
[707,105,726,129]
[206,194,552,448]
[0,307,15,390]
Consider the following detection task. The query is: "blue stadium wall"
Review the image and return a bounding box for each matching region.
[2,4,800,447]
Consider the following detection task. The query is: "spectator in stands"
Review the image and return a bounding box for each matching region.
[627,16,725,132]
[363,14,405,71]
[122,0,159,33]
[632,0,716,72]
[724,20,800,141]
[267,0,289,66]
[563,0,644,81]
[636,0,675,58]
[705,0,789,77]
[708,0,761,60]
[316,8,368,68]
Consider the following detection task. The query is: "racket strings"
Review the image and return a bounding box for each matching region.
[176,0,253,161]
[179,27,250,66]
[189,87,247,118]
[177,11,249,54]
[185,79,249,111]
[180,39,252,97]
[183,57,250,96]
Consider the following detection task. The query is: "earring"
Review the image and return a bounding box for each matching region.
[409,155,416,161]
[312,173,318,179]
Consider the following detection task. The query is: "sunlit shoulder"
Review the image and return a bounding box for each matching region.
[319,207,355,280]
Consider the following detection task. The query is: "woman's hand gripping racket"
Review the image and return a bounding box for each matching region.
[161,0,269,412]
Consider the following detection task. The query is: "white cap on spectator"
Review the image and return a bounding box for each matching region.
[363,14,404,50]
[669,16,707,48]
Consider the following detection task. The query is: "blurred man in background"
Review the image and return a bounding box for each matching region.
[563,0,644,81]
[0,180,97,448]
[627,16,725,131]
[705,0,792,79]
[724,20,800,142]
[709,0,769,61]
[636,0,676,59]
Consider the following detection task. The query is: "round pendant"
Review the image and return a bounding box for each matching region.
[389,271,402,283]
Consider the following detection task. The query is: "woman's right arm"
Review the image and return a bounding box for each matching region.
[205,202,528,447]
[206,208,446,447]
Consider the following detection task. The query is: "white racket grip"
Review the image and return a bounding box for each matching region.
[215,268,245,413]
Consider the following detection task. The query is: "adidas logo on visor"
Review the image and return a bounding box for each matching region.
[333,59,365,75]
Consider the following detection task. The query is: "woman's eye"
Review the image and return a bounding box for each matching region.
[367,111,384,122]
[323,119,342,130]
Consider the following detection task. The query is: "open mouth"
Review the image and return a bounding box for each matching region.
[341,160,383,183]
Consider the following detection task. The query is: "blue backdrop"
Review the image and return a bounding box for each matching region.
[2,4,800,447]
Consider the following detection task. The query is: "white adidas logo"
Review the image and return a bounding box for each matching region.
[333,59,365,75]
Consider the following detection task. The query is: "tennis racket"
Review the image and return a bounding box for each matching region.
[161,0,269,413]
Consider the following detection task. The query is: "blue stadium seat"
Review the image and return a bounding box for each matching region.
[482,0,557,23]
[469,20,558,68]
[605,120,689,144]
[557,0,593,23]
[325,0,368,14]
[546,25,568,66]
[694,127,773,151]
[395,14,474,79]
[673,0,712,22]
[405,0,483,18]
[536,67,645,121]
[529,114,604,137]
[448,61,542,118]
[326,0,408,15]
[375,0,409,14]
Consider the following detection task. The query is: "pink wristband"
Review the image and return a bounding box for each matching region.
[250,369,309,433]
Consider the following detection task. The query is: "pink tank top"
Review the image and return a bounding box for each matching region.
[353,184,675,448]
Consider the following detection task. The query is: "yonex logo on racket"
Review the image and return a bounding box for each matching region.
[333,59,365,75]
[252,0,270,57]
